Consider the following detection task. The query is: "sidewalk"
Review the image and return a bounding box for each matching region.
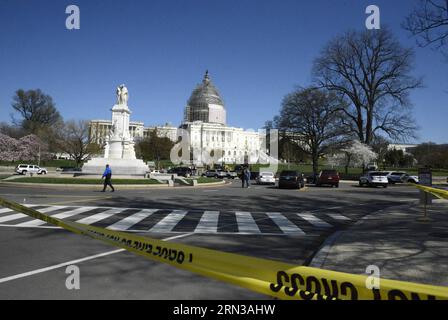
[310,200,448,286]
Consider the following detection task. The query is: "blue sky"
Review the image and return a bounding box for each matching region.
[0,0,447,143]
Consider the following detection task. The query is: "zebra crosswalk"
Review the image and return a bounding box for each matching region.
[0,204,354,236]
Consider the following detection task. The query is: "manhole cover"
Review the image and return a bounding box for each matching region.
[429,233,448,239]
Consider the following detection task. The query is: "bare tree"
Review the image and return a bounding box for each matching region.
[404,0,448,54]
[275,87,348,176]
[57,120,102,167]
[11,89,62,134]
[313,28,422,145]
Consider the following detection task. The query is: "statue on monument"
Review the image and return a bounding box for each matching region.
[116,84,129,106]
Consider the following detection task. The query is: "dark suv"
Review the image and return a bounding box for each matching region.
[279,170,305,189]
[316,170,340,188]
[168,167,192,178]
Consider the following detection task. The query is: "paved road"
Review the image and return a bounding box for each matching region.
[0,180,421,299]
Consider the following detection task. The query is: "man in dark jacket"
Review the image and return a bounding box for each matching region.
[101,164,115,192]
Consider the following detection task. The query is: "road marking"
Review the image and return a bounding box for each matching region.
[107,209,158,231]
[235,211,261,233]
[194,211,219,233]
[149,210,188,232]
[15,206,70,227]
[75,208,126,225]
[266,212,305,235]
[0,213,28,223]
[326,213,352,221]
[0,208,13,214]
[16,206,99,227]
[0,233,193,284]
[297,213,332,228]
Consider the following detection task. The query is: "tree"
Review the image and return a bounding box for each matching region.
[0,122,26,139]
[11,89,62,134]
[313,28,422,145]
[410,142,448,168]
[328,140,378,173]
[56,120,102,167]
[371,136,390,166]
[278,136,309,165]
[404,0,448,55]
[274,87,348,176]
[0,133,49,162]
[135,129,175,168]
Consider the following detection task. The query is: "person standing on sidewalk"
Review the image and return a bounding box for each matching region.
[240,167,247,188]
[101,164,115,192]
[245,167,251,188]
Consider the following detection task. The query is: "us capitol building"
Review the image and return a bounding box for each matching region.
[89,71,263,164]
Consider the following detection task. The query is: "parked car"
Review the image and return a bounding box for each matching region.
[359,171,389,188]
[278,170,305,189]
[15,164,47,175]
[316,170,340,188]
[401,174,419,184]
[250,171,260,180]
[386,171,407,184]
[256,172,276,185]
[167,167,192,178]
[224,170,238,179]
[203,170,227,179]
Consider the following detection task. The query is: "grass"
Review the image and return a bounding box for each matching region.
[179,177,223,185]
[0,175,12,180]
[193,177,222,184]
[10,177,162,185]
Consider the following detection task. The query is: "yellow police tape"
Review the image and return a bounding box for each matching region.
[415,184,448,200]
[0,196,447,300]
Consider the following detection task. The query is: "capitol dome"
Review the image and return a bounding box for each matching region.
[183,71,227,125]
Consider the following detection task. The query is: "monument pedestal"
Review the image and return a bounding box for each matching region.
[82,85,149,176]
[82,158,149,176]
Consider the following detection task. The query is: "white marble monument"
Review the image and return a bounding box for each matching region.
[82,85,149,175]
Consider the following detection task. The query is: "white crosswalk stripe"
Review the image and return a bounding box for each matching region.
[297,213,332,228]
[194,211,219,233]
[0,205,58,224]
[235,211,261,234]
[75,208,126,225]
[0,204,348,235]
[149,210,188,232]
[17,206,99,227]
[326,213,351,221]
[107,209,158,231]
[15,206,69,227]
[266,212,305,235]
[0,213,28,223]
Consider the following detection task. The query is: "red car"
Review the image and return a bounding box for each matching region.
[316,170,340,188]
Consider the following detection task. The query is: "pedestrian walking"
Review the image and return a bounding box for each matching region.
[241,168,246,188]
[101,164,115,192]
[245,167,251,188]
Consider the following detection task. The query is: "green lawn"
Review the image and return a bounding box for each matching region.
[10,177,162,185]
[0,175,11,180]
[180,177,222,185]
